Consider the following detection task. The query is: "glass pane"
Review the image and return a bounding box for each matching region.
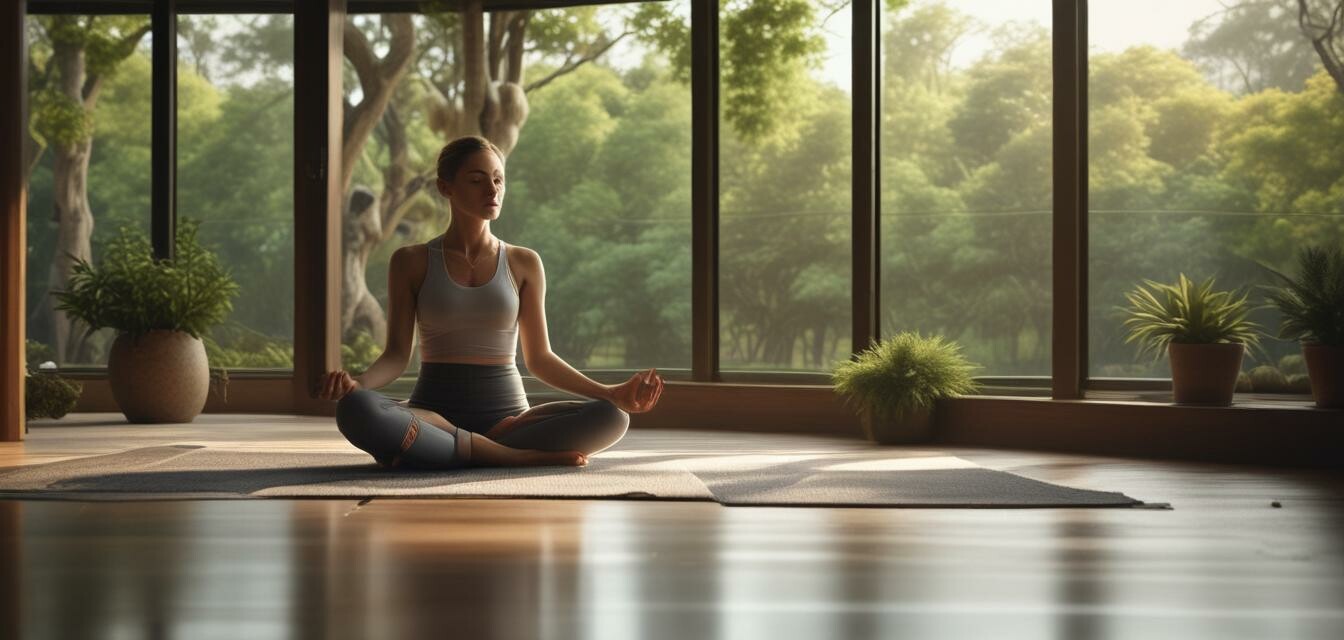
[178,15,295,370]
[25,16,153,369]
[340,4,692,397]
[719,1,853,374]
[879,1,1053,377]
[1086,0,1341,392]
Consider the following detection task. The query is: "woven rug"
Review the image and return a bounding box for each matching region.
[0,441,1150,507]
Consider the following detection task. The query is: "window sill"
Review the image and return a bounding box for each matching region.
[937,395,1341,468]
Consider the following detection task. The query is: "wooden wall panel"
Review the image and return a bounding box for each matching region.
[2,0,26,442]
[291,0,344,414]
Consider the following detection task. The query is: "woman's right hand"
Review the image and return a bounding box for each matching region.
[317,369,361,401]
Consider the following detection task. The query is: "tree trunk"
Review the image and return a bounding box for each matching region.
[426,1,530,154]
[341,187,387,347]
[341,14,416,196]
[1299,0,1344,94]
[46,26,102,365]
[48,139,96,364]
[339,15,415,346]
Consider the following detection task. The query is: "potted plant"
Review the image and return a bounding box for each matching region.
[1123,274,1262,406]
[1263,246,1344,408]
[52,219,240,423]
[831,332,979,445]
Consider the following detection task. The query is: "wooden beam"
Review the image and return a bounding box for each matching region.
[1052,0,1087,398]
[151,0,176,261]
[852,0,879,356]
[2,0,26,442]
[292,0,344,414]
[690,0,719,382]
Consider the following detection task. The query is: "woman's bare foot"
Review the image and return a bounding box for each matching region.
[468,431,587,468]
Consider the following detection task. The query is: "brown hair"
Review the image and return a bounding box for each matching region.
[436,135,505,183]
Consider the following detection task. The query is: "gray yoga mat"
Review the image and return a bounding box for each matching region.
[0,444,1148,507]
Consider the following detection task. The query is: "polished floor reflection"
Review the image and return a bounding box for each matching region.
[3,418,1344,639]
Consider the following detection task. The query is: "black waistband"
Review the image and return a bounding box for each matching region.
[417,361,518,378]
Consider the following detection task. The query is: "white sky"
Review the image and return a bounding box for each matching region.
[815,0,1233,92]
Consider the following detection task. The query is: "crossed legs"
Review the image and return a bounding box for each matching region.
[336,389,587,469]
[482,399,630,454]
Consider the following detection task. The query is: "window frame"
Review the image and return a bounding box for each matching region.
[13,0,1319,401]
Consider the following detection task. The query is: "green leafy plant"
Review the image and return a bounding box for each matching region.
[1122,274,1263,361]
[51,218,241,401]
[25,339,54,371]
[831,332,980,422]
[1262,246,1344,347]
[51,218,241,340]
[25,372,82,420]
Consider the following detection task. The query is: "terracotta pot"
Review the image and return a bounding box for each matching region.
[1167,342,1244,406]
[860,405,934,445]
[108,330,210,423]
[1302,343,1344,409]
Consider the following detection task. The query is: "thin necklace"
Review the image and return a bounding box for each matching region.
[448,236,497,270]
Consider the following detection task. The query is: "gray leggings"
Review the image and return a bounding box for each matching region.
[335,362,630,469]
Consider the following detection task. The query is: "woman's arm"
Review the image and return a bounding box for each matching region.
[353,246,419,390]
[525,352,616,401]
[514,245,663,411]
[514,246,615,400]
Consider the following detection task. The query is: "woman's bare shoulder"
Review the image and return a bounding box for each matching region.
[392,243,429,267]
[505,242,541,263]
[504,242,542,288]
[390,243,429,291]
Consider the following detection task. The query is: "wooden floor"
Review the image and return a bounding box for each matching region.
[3,414,1343,640]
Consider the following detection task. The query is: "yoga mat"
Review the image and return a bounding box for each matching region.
[0,444,1149,507]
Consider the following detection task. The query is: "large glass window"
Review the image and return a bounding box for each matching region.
[24,15,153,369]
[178,14,295,371]
[718,1,854,375]
[340,4,692,396]
[878,1,1053,378]
[1086,0,1342,394]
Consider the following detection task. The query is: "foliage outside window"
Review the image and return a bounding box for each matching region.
[1087,0,1344,391]
[718,1,855,375]
[879,0,1053,378]
[177,14,297,370]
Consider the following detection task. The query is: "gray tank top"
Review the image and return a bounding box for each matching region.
[416,234,520,363]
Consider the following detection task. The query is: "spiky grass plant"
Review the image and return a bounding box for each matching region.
[831,332,979,422]
[1263,246,1344,346]
[1122,274,1262,361]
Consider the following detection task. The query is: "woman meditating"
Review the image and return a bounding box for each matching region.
[317,135,664,470]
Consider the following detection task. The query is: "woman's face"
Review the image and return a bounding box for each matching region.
[440,149,505,221]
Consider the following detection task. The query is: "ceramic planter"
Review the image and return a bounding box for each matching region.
[859,405,934,445]
[1301,343,1344,409]
[108,329,210,423]
[1167,342,1244,406]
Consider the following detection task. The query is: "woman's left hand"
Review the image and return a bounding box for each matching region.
[607,368,664,414]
